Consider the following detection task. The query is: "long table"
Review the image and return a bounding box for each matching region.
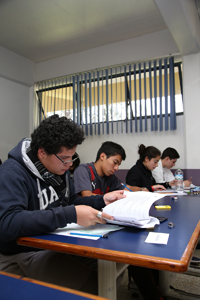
[0,271,108,300]
[17,195,200,300]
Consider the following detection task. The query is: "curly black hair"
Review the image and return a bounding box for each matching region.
[31,115,85,155]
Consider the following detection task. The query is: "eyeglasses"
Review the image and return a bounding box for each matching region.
[54,153,79,165]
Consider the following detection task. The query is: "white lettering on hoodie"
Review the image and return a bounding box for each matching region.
[37,179,59,210]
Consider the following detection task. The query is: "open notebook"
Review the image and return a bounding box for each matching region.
[103,191,165,228]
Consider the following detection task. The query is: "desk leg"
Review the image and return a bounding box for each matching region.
[98,260,128,300]
[98,259,117,300]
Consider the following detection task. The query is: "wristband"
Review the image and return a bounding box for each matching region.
[151,186,154,192]
[166,182,170,188]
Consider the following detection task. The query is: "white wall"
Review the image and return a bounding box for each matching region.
[0,45,35,87]
[0,46,35,162]
[36,30,179,81]
[0,77,31,161]
[183,52,200,169]
[75,115,185,169]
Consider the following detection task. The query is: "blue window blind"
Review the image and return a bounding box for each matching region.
[35,56,183,135]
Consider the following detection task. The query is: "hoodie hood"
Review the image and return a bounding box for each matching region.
[8,138,43,180]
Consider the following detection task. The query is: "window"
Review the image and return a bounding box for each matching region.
[35,56,183,135]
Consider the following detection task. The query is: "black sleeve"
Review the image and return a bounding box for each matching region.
[126,167,154,192]
[157,182,171,189]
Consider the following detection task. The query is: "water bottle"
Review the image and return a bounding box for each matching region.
[175,168,183,191]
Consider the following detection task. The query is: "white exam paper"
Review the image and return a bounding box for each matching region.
[145,232,169,244]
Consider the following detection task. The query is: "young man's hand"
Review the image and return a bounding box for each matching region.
[75,205,114,227]
[169,179,177,186]
[184,179,192,187]
[103,190,126,206]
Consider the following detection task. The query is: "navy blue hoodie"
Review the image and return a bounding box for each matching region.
[0,138,105,254]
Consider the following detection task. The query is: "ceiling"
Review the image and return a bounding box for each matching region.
[0,0,199,63]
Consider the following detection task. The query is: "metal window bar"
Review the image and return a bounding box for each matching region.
[164,58,169,130]
[119,66,123,134]
[139,63,142,132]
[115,67,118,134]
[149,61,153,131]
[154,60,158,131]
[159,59,163,131]
[169,57,176,130]
[97,70,100,135]
[92,71,97,135]
[143,62,147,132]
[110,68,114,134]
[88,73,92,135]
[134,64,137,132]
[101,70,105,135]
[106,69,109,134]
[124,66,128,133]
[128,64,133,133]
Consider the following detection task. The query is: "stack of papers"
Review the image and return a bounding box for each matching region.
[102,191,165,228]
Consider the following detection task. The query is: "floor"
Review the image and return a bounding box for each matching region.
[117,249,200,300]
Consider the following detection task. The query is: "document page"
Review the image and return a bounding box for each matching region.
[103,191,165,228]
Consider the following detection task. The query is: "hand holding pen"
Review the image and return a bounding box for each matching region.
[184,177,192,187]
[121,182,148,192]
[121,182,133,192]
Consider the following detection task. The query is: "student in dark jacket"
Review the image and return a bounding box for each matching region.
[126,144,166,192]
[0,114,125,294]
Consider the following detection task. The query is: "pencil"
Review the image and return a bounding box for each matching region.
[121,182,132,192]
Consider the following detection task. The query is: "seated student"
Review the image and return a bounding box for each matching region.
[73,141,146,195]
[74,141,164,300]
[126,144,166,192]
[0,115,125,295]
[152,147,192,188]
[152,148,199,265]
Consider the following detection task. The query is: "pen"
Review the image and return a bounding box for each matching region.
[121,182,132,192]
[70,232,103,238]
[102,231,117,238]
[188,177,192,181]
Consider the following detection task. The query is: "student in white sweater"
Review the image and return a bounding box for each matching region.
[152,147,192,188]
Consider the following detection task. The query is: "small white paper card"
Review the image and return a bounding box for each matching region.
[145,232,169,245]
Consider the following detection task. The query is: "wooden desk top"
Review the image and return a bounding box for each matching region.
[17,195,200,273]
[0,271,108,300]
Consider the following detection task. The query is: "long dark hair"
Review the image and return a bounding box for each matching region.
[138,144,161,162]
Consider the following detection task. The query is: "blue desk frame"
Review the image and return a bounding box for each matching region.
[17,195,200,299]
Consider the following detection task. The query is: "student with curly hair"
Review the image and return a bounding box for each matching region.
[0,114,125,294]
